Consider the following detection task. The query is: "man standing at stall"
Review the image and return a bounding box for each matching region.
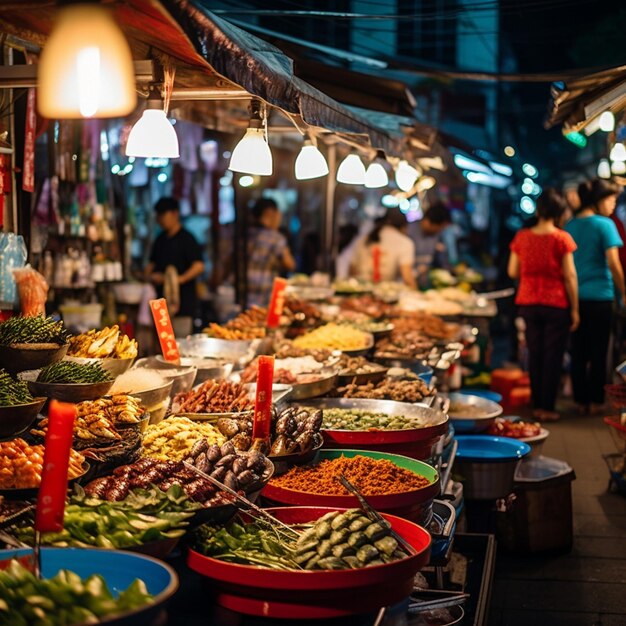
[145,196,205,335]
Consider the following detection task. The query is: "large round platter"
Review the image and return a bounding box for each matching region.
[262,449,440,524]
[443,392,503,433]
[0,547,178,626]
[308,398,448,461]
[187,506,431,619]
[285,285,334,301]
[0,397,46,439]
[0,343,68,376]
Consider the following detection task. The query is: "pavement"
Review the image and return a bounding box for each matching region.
[489,409,626,626]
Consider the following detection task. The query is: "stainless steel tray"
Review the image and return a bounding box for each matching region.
[299,397,448,431]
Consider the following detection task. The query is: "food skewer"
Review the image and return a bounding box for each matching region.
[338,474,417,557]
[182,461,299,540]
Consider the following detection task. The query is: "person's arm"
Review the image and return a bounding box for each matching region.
[281,247,296,273]
[562,252,579,331]
[607,247,626,306]
[400,263,416,289]
[178,260,205,285]
[145,261,165,285]
[507,251,520,280]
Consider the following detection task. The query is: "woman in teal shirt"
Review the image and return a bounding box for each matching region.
[565,179,624,414]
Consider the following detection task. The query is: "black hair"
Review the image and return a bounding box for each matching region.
[154,197,179,215]
[577,178,621,210]
[536,188,568,221]
[423,201,452,225]
[367,208,407,245]
[252,197,278,221]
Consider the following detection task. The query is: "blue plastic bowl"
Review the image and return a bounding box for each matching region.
[455,435,531,462]
[0,547,178,625]
[459,389,503,403]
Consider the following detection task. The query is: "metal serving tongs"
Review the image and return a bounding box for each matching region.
[408,589,469,614]
[183,462,300,540]
[339,475,416,557]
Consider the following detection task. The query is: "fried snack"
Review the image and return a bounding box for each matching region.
[67,325,138,359]
[203,306,267,339]
[292,323,370,351]
[0,439,85,489]
[141,416,226,461]
[173,380,253,414]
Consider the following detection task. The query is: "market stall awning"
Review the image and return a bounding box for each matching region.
[545,64,626,131]
[0,0,404,157]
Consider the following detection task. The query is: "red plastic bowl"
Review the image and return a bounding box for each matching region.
[187,506,431,619]
[322,422,447,460]
[261,449,440,524]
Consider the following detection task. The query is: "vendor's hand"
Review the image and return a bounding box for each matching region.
[151,272,165,285]
[570,309,580,332]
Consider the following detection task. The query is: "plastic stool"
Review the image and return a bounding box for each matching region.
[509,386,532,408]
[490,368,525,405]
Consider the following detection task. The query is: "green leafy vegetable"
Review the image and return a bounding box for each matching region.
[0,316,69,346]
[37,361,112,384]
[0,369,33,407]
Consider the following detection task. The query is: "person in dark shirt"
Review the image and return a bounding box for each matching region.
[145,197,204,326]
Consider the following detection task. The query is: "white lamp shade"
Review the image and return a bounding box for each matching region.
[295,144,328,180]
[395,160,419,191]
[38,4,136,119]
[610,143,626,162]
[126,110,179,158]
[611,160,626,175]
[229,128,273,175]
[598,159,611,179]
[600,111,615,132]
[337,154,366,184]
[365,162,389,188]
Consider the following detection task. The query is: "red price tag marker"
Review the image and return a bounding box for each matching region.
[372,246,382,283]
[252,355,274,441]
[150,298,181,364]
[35,400,76,533]
[266,278,287,329]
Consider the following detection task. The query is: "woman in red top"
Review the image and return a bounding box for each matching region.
[508,189,579,421]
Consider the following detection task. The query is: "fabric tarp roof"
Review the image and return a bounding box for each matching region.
[545,64,626,131]
[0,0,404,156]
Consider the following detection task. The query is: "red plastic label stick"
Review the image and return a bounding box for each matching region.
[35,400,76,533]
[266,278,287,329]
[252,355,275,440]
[150,298,181,363]
[372,246,381,283]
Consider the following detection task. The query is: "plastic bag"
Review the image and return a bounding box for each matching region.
[0,233,27,308]
[13,265,49,317]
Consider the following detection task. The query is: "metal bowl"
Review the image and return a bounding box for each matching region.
[64,355,135,378]
[19,370,114,403]
[133,359,197,396]
[178,335,259,362]
[110,380,174,425]
[156,355,233,386]
[0,397,46,439]
[0,343,68,376]
[285,285,334,301]
[288,369,339,400]
[442,392,503,433]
